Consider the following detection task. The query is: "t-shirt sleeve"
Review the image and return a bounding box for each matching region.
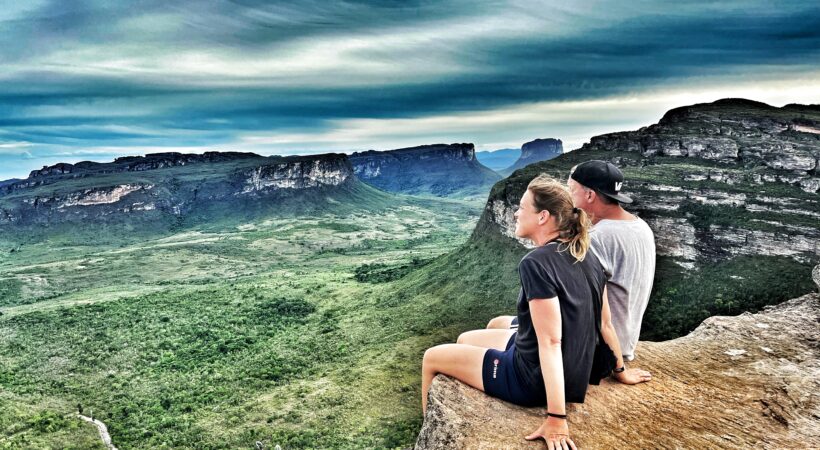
[590,232,613,281]
[518,256,558,301]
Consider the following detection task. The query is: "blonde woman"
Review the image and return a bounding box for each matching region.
[421,174,649,449]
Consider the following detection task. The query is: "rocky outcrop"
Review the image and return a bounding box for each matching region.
[580,99,820,182]
[349,143,501,196]
[478,99,820,268]
[9,152,264,193]
[502,138,563,175]
[240,156,350,193]
[0,153,358,229]
[416,293,820,449]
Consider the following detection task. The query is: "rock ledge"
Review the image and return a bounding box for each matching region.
[416,294,820,449]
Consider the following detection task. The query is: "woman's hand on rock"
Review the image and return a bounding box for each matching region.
[614,367,652,384]
[525,417,577,450]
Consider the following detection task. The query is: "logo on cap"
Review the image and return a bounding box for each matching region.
[614,181,622,192]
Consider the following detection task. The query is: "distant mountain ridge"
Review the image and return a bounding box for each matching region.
[0,152,395,239]
[349,143,501,197]
[475,148,520,171]
[500,138,563,175]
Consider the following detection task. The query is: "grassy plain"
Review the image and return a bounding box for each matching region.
[0,198,484,449]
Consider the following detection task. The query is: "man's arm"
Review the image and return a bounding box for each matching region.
[601,287,652,384]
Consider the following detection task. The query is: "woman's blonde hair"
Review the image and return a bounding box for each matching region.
[526,174,592,261]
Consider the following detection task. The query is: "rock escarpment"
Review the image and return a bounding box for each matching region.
[349,143,501,197]
[501,138,563,175]
[581,99,819,187]
[0,152,362,233]
[479,99,820,265]
[13,152,263,193]
[416,292,820,449]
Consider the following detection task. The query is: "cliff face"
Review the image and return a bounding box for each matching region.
[416,291,820,449]
[0,152,358,232]
[15,152,263,192]
[349,143,501,197]
[582,99,819,181]
[501,138,563,175]
[479,100,820,265]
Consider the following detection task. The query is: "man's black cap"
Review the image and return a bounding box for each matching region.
[570,160,633,204]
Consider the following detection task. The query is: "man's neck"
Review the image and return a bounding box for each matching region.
[591,204,635,224]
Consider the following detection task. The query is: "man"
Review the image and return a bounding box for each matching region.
[488,160,655,361]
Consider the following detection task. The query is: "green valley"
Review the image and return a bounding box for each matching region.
[0,195,484,449]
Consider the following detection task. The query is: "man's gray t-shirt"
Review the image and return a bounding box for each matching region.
[589,218,656,360]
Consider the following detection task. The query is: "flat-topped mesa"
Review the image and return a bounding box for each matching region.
[415,292,820,449]
[502,138,563,174]
[27,151,263,180]
[0,152,358,228]
[580,98,820,174]
[349,143,501,197]
[351,143,477,164]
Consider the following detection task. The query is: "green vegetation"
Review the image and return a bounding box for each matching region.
[0,196,486,449]
[642,256,817,340]
[353,258,432,283]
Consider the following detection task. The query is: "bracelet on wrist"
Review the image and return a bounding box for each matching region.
[547,412,567,419]
[613,366,625,374]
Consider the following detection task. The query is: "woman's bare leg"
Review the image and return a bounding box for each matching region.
[456,329,516,349]
[421,344,487,413]
[486,315,515,329]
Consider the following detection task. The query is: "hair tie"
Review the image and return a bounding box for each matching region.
[572,207,580,214]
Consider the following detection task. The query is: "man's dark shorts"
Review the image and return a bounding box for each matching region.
[481,333,546,407]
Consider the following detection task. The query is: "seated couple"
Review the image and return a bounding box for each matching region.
[421,166,652,449]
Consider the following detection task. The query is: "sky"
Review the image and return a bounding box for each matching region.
[1,0,820,180]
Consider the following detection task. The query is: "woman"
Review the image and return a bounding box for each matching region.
[421,174,650,449]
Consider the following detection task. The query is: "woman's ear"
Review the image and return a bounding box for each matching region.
[538,210,550,225]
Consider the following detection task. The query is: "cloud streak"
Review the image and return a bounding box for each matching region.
[1,0,819,180]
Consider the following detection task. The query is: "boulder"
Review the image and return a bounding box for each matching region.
[415,293,820,449]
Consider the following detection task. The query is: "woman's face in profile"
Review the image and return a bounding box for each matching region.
[514,189,539,239]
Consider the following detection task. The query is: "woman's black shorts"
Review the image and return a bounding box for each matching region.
[481,333,546,407]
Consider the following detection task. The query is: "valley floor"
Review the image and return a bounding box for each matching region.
[0,199,483,449]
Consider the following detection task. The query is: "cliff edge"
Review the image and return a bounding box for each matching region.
[415,291,820,449]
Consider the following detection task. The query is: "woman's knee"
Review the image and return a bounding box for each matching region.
[423,345,446,370]
[486,315,513,329]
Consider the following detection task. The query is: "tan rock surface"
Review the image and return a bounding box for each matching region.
[415,294,820,449]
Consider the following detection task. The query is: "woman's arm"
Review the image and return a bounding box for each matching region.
[524,297,576,449]
[600,287,652,384]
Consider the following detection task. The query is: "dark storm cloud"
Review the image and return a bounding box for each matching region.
[1,0,819,180]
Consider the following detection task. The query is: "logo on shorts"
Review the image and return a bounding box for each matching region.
[493,358,500,379]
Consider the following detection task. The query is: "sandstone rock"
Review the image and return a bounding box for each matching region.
[813,265,820,292]
[415,294,820,449]
[349,143,500,196]
[503,138,563,174]
[579,98,820,177]
[0,153,360,228]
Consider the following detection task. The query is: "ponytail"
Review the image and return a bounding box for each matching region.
[526,175,592,262]
[560,206,591,262]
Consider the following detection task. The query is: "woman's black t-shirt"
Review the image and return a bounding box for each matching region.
[513,241,606,404]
